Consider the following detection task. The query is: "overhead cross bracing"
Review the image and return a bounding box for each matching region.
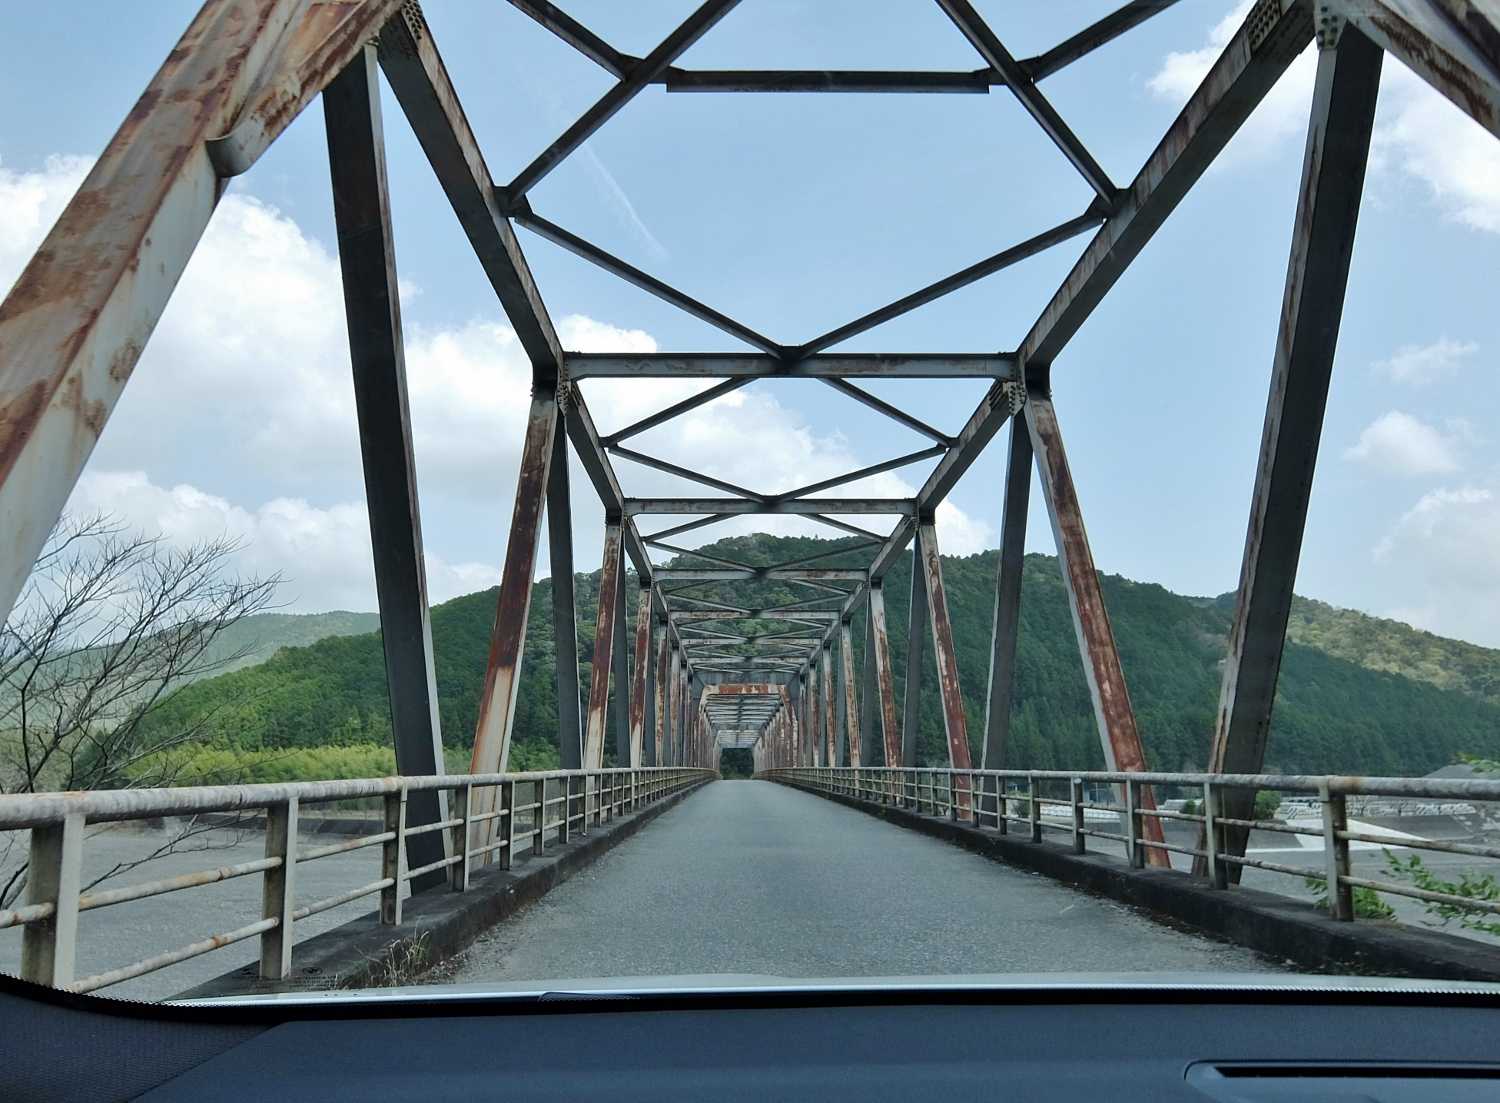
[1,0,1496,886]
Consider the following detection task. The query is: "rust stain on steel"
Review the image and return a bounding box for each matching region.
[821,645,836,766]
[918,521,973,817]
[654,621,670,765]
[583,523,623,769]
[468,393,555,858]
[1366,4,1499,136]
[840,620,861,767]
[1025,394,1167,864]
[868,586,901,767]
[0,0,399,626]
[627,589,652,767]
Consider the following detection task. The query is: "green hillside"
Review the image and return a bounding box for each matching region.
[197,610,380,674]
[137,535,1500,778]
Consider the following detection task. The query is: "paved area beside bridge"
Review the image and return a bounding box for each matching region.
[450,779,1281,984]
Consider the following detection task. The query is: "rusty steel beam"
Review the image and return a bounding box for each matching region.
[1025,387,1167,866]
[1200,25,1383,877]
[468,390,556,860]
[567,352,1014,378]
[600,378,753,446]
[981,418,1032,779]
[822,644,838,766]
[867,585,902,767]
[822,378,953,445]
[0,0,402,626]
[665,67,996,92]
[612,445,767,501]
[378,8,561,374]
[901,533,929,768]
[627,498,914,515]
[667,642,683,767]
[672,610,839,622]
[612,537,632,764]
[935,0,1116,203]
[1028,1,1184,81]
[1334,0,1500,139]
[654,611,671,765]
[546,414,583,771]
[840,618,862,768]
[324,43,449,889]
[517,210,783,355]
[1020,0,1314,368]
[563,389,653,577]
[630,588,653,767]
[505,0,742,200]
[655,566,869,582]
[918,520,975,815]
[796,210,1103,356]
[505,0,632,77]
[774,446,947,501]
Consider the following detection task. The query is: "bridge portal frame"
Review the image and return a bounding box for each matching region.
[0,0,1497,886]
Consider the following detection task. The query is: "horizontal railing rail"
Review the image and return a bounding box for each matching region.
[762,766,1500,930]
[0,767,713,994]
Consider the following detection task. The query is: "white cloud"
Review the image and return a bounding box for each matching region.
[65,470,495,613]
[1147,1,1316,162]
[1147,5,1500,232]
[1344,410,1463,474]
[1373,65,1500,233]
[1374,336,1480,385]
[1,154,994,612]
[1370,486,1500,645]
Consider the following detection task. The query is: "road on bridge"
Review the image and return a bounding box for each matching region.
[450,780,1280,984]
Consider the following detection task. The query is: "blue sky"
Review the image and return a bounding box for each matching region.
[4,1,1500,646]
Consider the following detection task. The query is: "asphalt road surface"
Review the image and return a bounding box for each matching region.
[450,779,1279,984]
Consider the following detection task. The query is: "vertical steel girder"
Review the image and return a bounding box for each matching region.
[628,588,653,767]
[0,0,402,627]
[867,585,901,767]
[471,392,556,778]
[547,415,583,770]
[1200,24,1383,875]
[584,523,624,768]
[821,643,837,767]
[324,43,449,887]
[840,619,862,768]
[667,643,682,767]
[654,615,671,766]
[901,533,930,768]
[612,539,631,764]
[1024,387,1167,866]
[935,0,1116,203]
[917,520,975,816]
[981,418,1032,776]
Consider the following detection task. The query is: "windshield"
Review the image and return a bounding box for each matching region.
[3,0,1500,1006]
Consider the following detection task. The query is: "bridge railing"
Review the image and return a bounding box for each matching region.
[762,766,1500,928]
[0,767,712,994]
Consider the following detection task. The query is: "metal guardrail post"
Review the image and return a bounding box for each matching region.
[532,780,546,857]
[501,780,516,871]
[20,812,83,987]
[561,776,572,843]
[380,790,406,925]
[1202,781,1226,889]
[1321,782,1353,921]
[1071,778,1085,854]
[1125,779,1144,869]
[450,785,472,892]
[259,798,298,979]
[1028,774,1042,842]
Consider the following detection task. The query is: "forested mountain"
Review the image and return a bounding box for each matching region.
[138,535,1500,778]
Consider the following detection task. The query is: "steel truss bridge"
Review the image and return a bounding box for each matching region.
[1,0,1499,994]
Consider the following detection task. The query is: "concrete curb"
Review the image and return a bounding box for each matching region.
[177,781,710,999]
[776,780,1500,983]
